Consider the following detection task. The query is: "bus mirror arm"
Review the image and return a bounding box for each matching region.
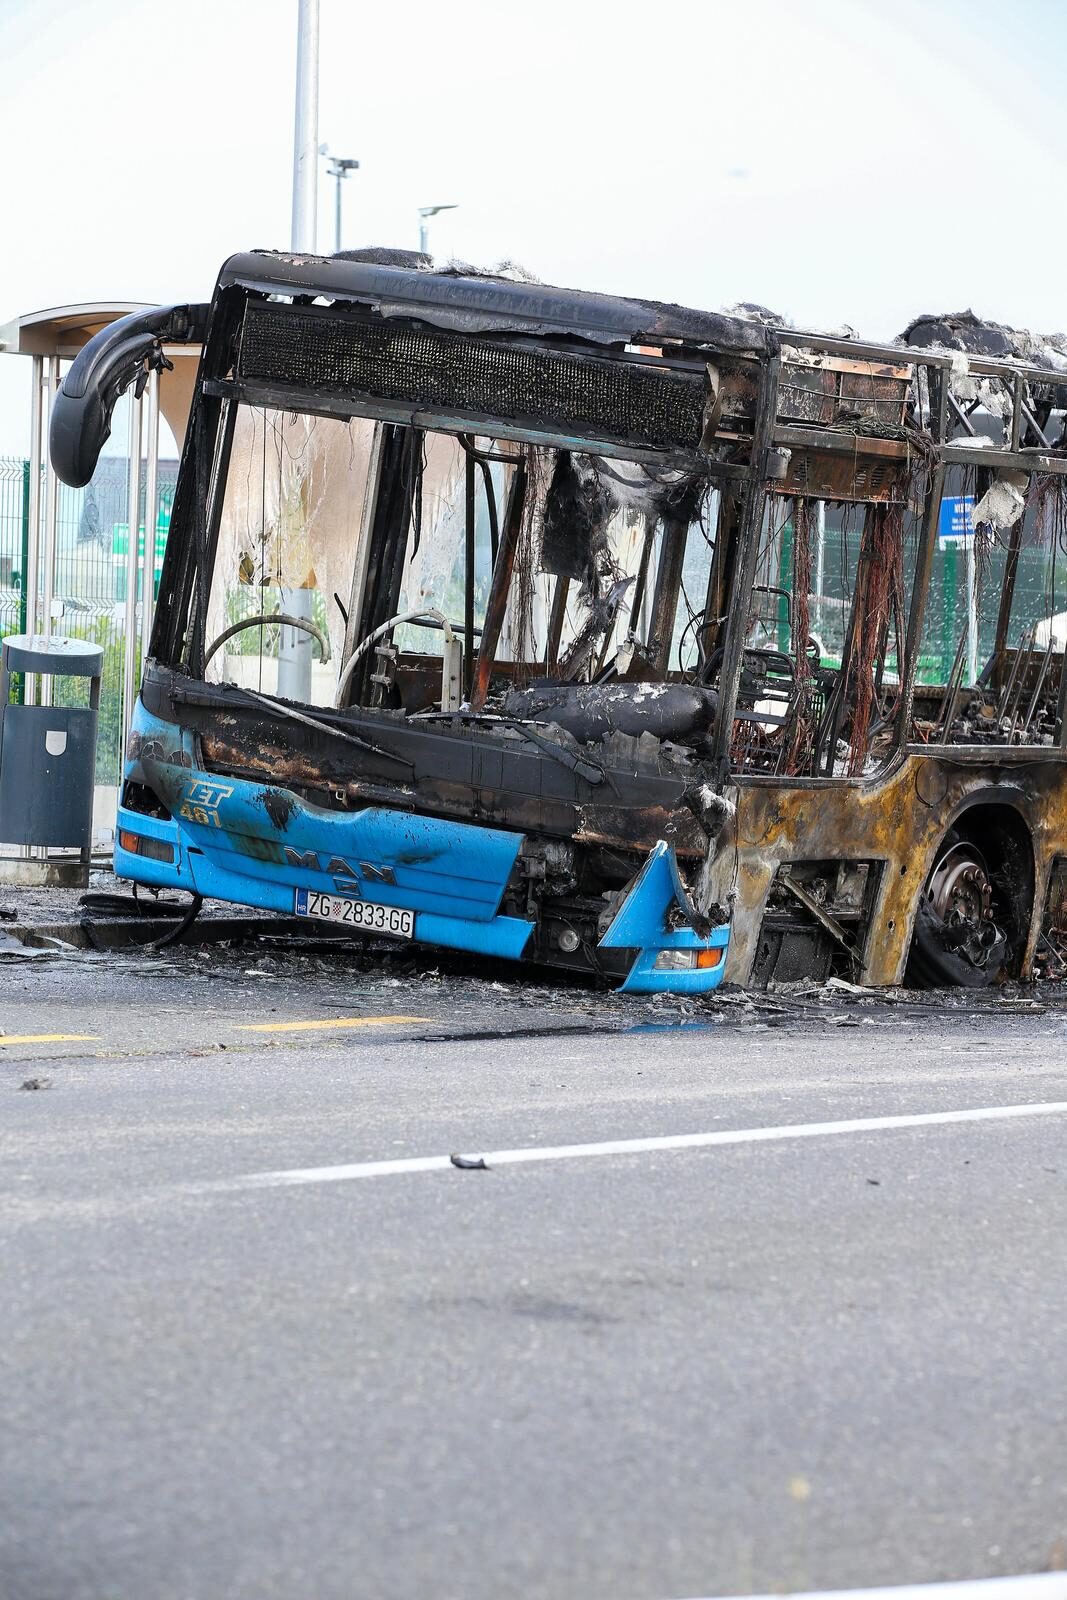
[50,303,209,489]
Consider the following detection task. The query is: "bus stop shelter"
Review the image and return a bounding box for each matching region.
[0,302,200,881]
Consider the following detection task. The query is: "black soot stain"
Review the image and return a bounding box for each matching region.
[262,788,296,830]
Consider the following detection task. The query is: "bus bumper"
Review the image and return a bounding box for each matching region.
[117,739,729,994]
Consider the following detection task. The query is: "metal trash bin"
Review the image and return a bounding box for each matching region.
[0,635,104,867]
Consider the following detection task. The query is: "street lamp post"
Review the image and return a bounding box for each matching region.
[418,203,458,258]
[290,0,319,254]
[282,0,320,704]
[324,153,360,253]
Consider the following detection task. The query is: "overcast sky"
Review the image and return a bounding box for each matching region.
[1,0,1065,454]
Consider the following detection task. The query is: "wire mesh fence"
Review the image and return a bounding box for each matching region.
[0,457,28,641]
[767,496,1065,688]
[0,451,177,784]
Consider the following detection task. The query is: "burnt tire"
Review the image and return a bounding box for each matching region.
[906,830,1008,989]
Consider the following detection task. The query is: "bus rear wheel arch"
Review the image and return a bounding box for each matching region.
[905,803,1034,989]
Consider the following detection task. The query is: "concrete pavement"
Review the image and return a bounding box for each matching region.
[2,948,1067,1599]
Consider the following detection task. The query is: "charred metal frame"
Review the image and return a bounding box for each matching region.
[469,460,529,713]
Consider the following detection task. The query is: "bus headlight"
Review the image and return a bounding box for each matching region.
[653,947,724,971]
[118,829,174,863]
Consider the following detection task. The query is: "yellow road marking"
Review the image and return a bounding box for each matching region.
[236,1015,426,1034]
[0,1033,99,1046]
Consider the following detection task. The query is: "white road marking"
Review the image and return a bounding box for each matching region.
[198,1099,1067,1194]
[676,1577,1067,1600]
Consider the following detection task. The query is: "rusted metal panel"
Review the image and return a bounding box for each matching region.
[771,440,911,503]
[574,803,708,859]
[776,354,910,431]
[708,753,1067,986]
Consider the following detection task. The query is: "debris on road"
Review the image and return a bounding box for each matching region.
[7,863,1067,1046]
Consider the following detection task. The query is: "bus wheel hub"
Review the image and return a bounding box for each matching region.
[927,844,1000,964]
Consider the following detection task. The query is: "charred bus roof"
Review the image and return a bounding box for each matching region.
[214,248,776,355]
[198,250,788,477]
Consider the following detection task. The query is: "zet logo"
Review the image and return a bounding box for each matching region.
[178,780,233,828]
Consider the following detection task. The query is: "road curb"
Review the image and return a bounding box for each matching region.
[0,916,338,952]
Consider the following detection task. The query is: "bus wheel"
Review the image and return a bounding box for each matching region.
[906,831,1008,988]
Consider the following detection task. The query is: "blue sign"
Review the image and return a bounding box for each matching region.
[938,495,975,549]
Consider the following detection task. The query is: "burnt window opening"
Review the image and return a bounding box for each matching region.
[910,467,1067,749]
[196,397,728,759]
[720,493,920,780]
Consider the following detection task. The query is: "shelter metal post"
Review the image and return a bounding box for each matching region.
[24,355,43,703]
[39,355,61,702]
[13,360,45,861]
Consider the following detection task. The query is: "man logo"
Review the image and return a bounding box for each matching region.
[282,848,397,892]
[361,862,396,885]
[283,849,320,871]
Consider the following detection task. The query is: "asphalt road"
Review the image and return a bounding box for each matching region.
[3,943,1067,1600]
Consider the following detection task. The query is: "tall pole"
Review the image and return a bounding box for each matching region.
[324,156,359,252]
[291,0,319,254]
[281,0,320,702]
[418,204,458,259]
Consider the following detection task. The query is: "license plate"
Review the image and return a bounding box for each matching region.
[294,888,414,939]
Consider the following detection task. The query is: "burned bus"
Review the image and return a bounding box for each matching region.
[50,251,1067,990]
